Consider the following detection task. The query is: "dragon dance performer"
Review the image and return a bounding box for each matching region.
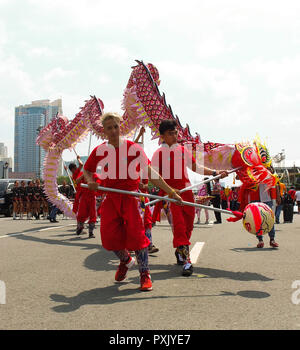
[151,120,228,276]
[72,167,101,238]
[83,112,183,292]
[68,155,83,214]
[239,179,279,249]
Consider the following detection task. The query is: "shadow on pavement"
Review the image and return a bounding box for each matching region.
[49,286,271,313]
[236,290,270,298]
[148,266,273,282]
[231,247,279,253]
[49,285,247,313]
[11,231,100,251]
[84,251,273,281]
[3,225,61,236]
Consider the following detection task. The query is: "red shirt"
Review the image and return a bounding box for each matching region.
[72,168,82,181]
[220,190,227,201]
[84,139,150,191]
[151,143,196,190]
[288,189,296,201]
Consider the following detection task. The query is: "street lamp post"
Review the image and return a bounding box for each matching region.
[3,162,9,179]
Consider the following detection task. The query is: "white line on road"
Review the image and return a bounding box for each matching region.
[190,242,205,264]
[0,224,76,239]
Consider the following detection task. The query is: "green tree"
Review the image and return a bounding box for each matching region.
[57,176,71,185]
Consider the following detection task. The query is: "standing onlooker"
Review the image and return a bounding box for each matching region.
[59,180,70,220]
[12,180,21,220]
[229,187,239,211]
[288,186,296,202]
[195,178,210,224]
[275,180,287,224]
[211,179,222,224]
[59,180,70,199]
[41,182,49,220]
[19,180,27,220]
[26,181,35,220]
[49,205,59,223]
[33,179,42,220]
[220,187,228,210]
[296,187,300,215]
[283,186,296,223]
[250,182,279,248]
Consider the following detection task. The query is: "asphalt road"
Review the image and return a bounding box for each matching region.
[0,211,300,330]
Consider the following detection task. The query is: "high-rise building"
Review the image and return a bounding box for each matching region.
[0,142,13,178]
[0,143,8,157]
[14,99,62,178]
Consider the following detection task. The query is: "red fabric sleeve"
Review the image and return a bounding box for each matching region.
[72,168,81,181]
[84,146,101,173]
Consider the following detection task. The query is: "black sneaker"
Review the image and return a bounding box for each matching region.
[76,228,83,235]
[88,233,95,238]
[182,262,193,276]
[175,250,184,265]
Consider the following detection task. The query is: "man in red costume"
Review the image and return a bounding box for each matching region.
[83,113,183,292]
[75,172,102,238]
[69,155,83,215]
[151,120,228,277]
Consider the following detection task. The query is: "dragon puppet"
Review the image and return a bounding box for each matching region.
[36,60,276,217]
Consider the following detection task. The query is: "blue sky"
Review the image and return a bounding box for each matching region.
[0,0,299,185]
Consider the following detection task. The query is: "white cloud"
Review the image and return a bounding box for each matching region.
[158,61,247,99]
[195,36,236,59]
[0,55,36,101]
[27,47,54,57]
[244,56,300,90]
[0,20,7,49]
[43,67,76,82]
[97,44,131,65]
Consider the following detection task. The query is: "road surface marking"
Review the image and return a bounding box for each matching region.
[0,224,76,239]
[190,242,205,264]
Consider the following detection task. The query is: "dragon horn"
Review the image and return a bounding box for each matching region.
[168,104,175,119]
[93,95,103,113]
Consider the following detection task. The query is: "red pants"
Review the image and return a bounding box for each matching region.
[76,191,97,224]
[143,197,153,231]
[100,194,149,251]
[170,190,195,248]
[72,190,81,214]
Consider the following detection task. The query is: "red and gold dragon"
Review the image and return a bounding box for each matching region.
[37,60,276,217]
